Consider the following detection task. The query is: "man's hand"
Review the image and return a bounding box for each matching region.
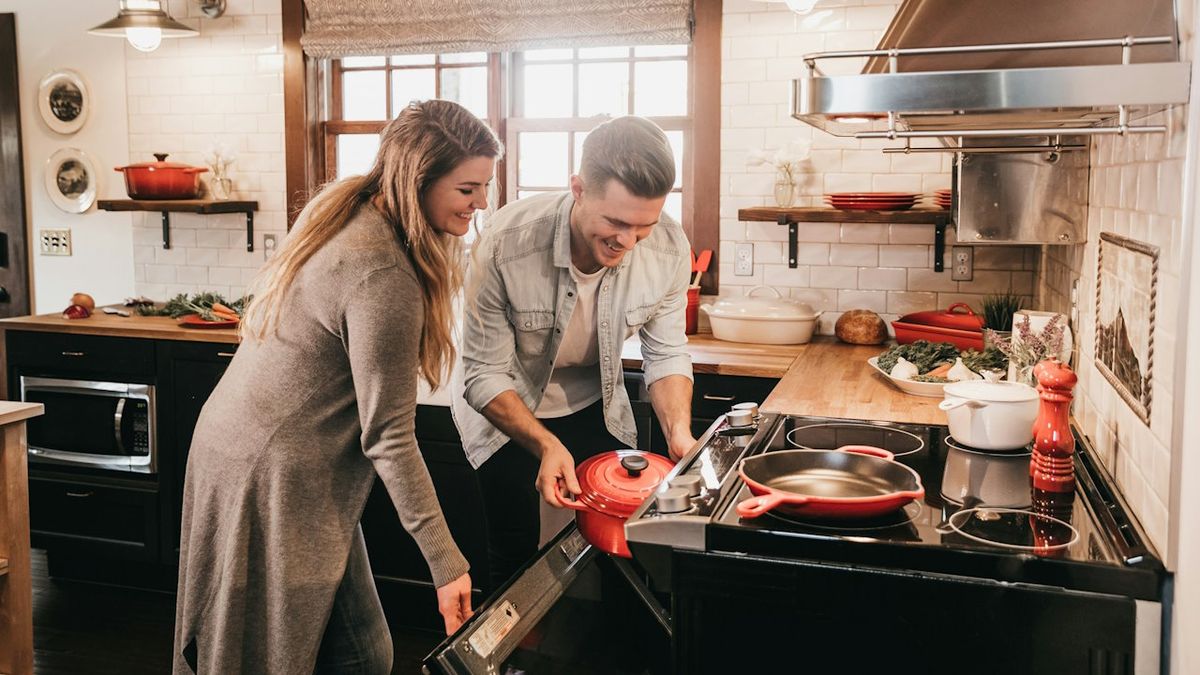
[667,431,697,462]
[435,572,473,635]
[536,443,582,507]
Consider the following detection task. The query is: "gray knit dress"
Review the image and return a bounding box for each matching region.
[173,204,468,674]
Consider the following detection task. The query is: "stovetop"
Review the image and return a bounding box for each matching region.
[625,412,1165,601]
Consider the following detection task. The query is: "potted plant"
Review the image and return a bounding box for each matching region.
[981,293,1023,348]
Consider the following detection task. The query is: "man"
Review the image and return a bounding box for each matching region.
[452,116,696,589]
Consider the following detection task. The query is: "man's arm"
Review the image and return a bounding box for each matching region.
[647,374,695,460]
[481,392,580,506]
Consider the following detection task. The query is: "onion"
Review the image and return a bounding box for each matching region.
[70,292,95,311]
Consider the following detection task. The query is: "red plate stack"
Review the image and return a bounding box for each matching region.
[825,192,919,211]
[933,188,952,209]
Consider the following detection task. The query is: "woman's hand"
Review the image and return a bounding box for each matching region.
[436,572,473,635]
[536,444,581,507]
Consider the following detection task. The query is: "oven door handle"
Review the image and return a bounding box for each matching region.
[113,398,126,455]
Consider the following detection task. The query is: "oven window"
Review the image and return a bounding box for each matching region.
[26,391,124,456]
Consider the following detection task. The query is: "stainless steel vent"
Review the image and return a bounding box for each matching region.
[791,0,1191,141]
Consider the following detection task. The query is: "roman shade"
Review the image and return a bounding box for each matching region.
[300,0,693,58]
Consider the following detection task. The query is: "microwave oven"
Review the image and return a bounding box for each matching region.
[19,376,156,474]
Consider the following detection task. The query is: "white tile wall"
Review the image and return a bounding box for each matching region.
[1036,108,1189,554]
[718,0,1036,333]
[126,0,285,301]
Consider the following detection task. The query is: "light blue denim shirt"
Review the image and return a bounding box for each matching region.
[451,192,693,469]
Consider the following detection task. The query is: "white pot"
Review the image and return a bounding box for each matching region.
[701,286,822,345]
[937,380,1039,450]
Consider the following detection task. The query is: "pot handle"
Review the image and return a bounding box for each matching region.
[938,398,989,412]
[735,491,808,519]
[559,494,590,512]
[113,167,127,172]
[836,444,894,461]
[747,285,782,298]
[947,302,976,315]
[184,167,210,174]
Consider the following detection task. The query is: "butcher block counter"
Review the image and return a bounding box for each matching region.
[624,335,945,426]
[0,309,238,343]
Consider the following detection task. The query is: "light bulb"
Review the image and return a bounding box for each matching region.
[784,0,819,13]
[126,27,162,52]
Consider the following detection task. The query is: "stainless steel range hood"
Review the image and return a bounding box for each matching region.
[792,0,1191,140]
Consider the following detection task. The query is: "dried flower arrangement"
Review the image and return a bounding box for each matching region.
[985,314,1067,386]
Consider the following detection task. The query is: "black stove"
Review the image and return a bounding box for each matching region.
[625,412,1167,674]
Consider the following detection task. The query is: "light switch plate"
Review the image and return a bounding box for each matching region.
[951,245,973,281]
[39,228,71,256]
[734,242,754,276]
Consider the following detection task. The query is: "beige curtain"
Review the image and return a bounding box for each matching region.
[300,0,693,58]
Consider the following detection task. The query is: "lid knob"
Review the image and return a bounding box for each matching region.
[153,153,169,162]
[620,454,649,477]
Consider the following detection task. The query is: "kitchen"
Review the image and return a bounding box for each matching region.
[0,0,1197,673]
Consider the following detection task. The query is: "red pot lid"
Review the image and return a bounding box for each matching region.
[897,302,984,332]
[118,153,204,171]
[575,450,674,518]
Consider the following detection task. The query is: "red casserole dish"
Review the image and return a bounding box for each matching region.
[892,302,985,350]
[736,446,925,520]
[115,153,208,200]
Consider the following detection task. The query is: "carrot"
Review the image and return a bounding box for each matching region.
[211,309,240,322]
[926,362,953,378]
[212,302,239,317]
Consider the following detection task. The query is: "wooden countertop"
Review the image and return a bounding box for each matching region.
[0,310,239,344]
[761,340,945,426]
[622,333,805,378]
[0,402,43,426]
[624,334,945,426]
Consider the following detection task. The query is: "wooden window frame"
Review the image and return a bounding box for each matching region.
[283,0,721,292]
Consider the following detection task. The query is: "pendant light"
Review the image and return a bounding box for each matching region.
[88,0,207,53]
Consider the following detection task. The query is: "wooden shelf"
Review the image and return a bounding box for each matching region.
[98,199,259,252]
[738,207,951,272]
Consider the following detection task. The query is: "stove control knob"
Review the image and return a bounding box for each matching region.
[669,475,702,497]
[655,487,691,514]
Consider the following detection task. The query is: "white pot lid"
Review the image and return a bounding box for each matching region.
[704,286,821,322]
[944,380,1039,402]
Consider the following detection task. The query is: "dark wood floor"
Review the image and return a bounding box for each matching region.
[30,549,445,674]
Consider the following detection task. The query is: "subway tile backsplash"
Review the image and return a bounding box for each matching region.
[719,0,1036,335]
[127,0,285,301]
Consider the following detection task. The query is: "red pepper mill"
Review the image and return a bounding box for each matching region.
[1031,359,1078,492]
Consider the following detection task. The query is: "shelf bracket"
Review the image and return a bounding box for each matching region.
[161,212,171,249]
[934,218,947,272]
[246,211,255,252]
[777,214,798,268]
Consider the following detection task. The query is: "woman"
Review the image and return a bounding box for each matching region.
[173,99,502,675]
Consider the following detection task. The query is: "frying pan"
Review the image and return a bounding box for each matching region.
[736,445,925,519]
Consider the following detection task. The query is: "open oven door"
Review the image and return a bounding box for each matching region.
[422,524,670,675]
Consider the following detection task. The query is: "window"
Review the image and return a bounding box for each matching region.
[324,45,689,226]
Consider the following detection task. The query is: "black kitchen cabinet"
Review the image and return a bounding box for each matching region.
[626,370,778,451]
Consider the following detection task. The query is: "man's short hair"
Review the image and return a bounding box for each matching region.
[579,116,676,198]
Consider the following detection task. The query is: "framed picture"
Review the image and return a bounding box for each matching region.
[1094,232,1158,424]
[44,148,98,213]
[37,69,89,135]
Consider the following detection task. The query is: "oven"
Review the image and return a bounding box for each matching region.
[19,375,156,474]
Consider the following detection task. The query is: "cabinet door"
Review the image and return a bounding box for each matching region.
[160,341,235,562]
[28,477,159,562]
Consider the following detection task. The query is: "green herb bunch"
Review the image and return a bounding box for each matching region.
[982,293,1024,332]
[137,292,249,322]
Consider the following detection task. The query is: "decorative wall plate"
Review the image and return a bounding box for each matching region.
[44,148,98,213]
[37,69,89,135]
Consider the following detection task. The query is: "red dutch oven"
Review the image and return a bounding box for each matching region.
[736,445,925,520]
[892,302,985,351]
[115,153,208,200]
[561,450,675,558]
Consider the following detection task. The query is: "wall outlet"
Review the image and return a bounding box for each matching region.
[734,242,754,276]
[951,245,973,281]
[39,228,72,256]
[263,233,278,260]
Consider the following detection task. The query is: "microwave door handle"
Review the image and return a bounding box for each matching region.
[113,398,126,454]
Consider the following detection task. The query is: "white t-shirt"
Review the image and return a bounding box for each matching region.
[535,264,606,418]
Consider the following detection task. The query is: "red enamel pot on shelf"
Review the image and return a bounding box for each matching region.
[115,153,208,199]
[736,445,925,520]
[560,450,675,558]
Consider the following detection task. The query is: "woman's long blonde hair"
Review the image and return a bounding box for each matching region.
[241,99,501,388]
